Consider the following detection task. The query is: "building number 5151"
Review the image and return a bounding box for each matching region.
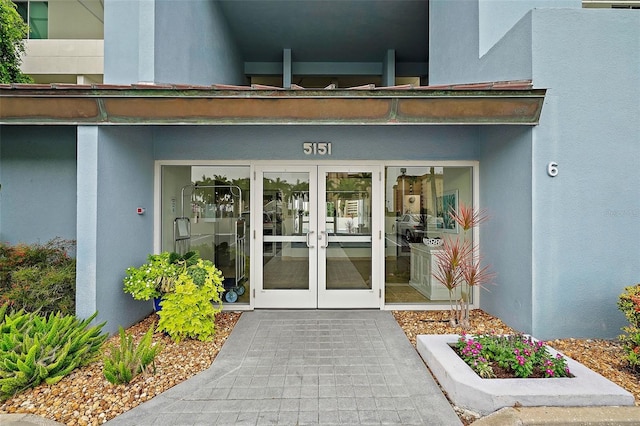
[303,142,332,156]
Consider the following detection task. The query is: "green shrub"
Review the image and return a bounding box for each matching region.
[124,251,226,342]
[123,251,182,301]
[618,284,640,327]
[0,304,107,400]
[103,323,163,385]
[157,259,225,342]
[0,238,76,315]
[6,261,76,316]
[618,284,640,371]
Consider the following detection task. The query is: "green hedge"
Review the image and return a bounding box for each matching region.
[0,238,76,315]
[618,284,640,371]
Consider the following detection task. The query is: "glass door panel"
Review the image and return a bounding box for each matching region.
[161,165,251,305]
[255,167,317,308]
[324,171,372,290]
[318,167,380,308]
[255,165,381,309]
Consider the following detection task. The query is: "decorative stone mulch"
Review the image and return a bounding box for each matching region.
[0,309,638,426]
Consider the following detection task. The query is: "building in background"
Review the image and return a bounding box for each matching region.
[16,0,103,84]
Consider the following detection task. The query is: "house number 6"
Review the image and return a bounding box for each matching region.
[547,162,558,177]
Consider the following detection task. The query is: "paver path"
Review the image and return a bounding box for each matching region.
[105,310,461,425]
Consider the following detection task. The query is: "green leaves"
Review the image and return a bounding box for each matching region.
[0,306,107,400]
[124,251,218,301]
[0,239,76,316]
[456,333,572,379]
[123,252,180,300]
[157,259,225,343]
[0,0,32,83]
[103,323,163,385]
[124,251,225,343]
[618,284,640,370]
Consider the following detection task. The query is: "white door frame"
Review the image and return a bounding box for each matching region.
[253,164,318,308]
[253,163,383,309]
[317,164,382,308]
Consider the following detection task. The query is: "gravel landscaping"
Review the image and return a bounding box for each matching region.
[0,309,637,425]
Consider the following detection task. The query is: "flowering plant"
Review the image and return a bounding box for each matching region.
[123,251,200,300]
[455,333,572,379]
[123,251,226,342]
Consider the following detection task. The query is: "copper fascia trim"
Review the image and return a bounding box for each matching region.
[0,88,546,125]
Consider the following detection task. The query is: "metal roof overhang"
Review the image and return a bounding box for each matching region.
[0,86,546,126]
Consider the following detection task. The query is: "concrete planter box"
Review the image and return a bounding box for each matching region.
[417,334,635,416]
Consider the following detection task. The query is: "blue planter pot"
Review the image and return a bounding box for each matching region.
[153,297,162,312]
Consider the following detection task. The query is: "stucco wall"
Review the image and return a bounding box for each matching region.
[478,0,579,57]
[529,9,640,338]
[429,0,533,85]
[104,0,244,85]
[430,0,640,339]
[76,126,155,334]
[155,0,244,85]
[0,126,77,244]
[479,126,534,334]
[103,0,155,83]
[152,125,480,161]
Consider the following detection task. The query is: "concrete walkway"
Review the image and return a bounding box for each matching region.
[104,310,462,425]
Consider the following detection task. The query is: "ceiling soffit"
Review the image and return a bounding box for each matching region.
[215,0,429,64]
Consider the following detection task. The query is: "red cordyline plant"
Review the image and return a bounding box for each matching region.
[432,203,495,328]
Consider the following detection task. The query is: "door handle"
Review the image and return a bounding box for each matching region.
[306,230,315,248]
[320,230,329,249]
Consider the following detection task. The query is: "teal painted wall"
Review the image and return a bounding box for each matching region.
[104,0,155,83]
[529,9,640,338]
[429,0,532,85]
[5,1,637,341]
[479,126,534,334]
[0,126,77,244]
[478,0,579,57]
[430,0,640,339]
[155,0,244,85]
[153,125,480,161]
[76,126,155,334]
[104,0,244,85]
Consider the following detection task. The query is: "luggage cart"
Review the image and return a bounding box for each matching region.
[223,218,246,303]
[173,217,191,254]
[174,183,247,303]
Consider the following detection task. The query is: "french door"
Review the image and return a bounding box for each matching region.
[254,165,381,308]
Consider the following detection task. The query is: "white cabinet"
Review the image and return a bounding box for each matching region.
[408,243,461,301]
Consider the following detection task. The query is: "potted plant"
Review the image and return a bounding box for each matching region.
[124,252,183,306]
[123,251,226,342]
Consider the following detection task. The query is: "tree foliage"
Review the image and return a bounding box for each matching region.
[0,0,33,83]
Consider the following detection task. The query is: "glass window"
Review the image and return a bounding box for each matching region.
[385,166,474,305]
[15,1,48,39]
[161,165,250,305]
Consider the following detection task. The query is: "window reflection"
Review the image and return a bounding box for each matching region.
[161,165,251,304]
[385,166,473,305]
